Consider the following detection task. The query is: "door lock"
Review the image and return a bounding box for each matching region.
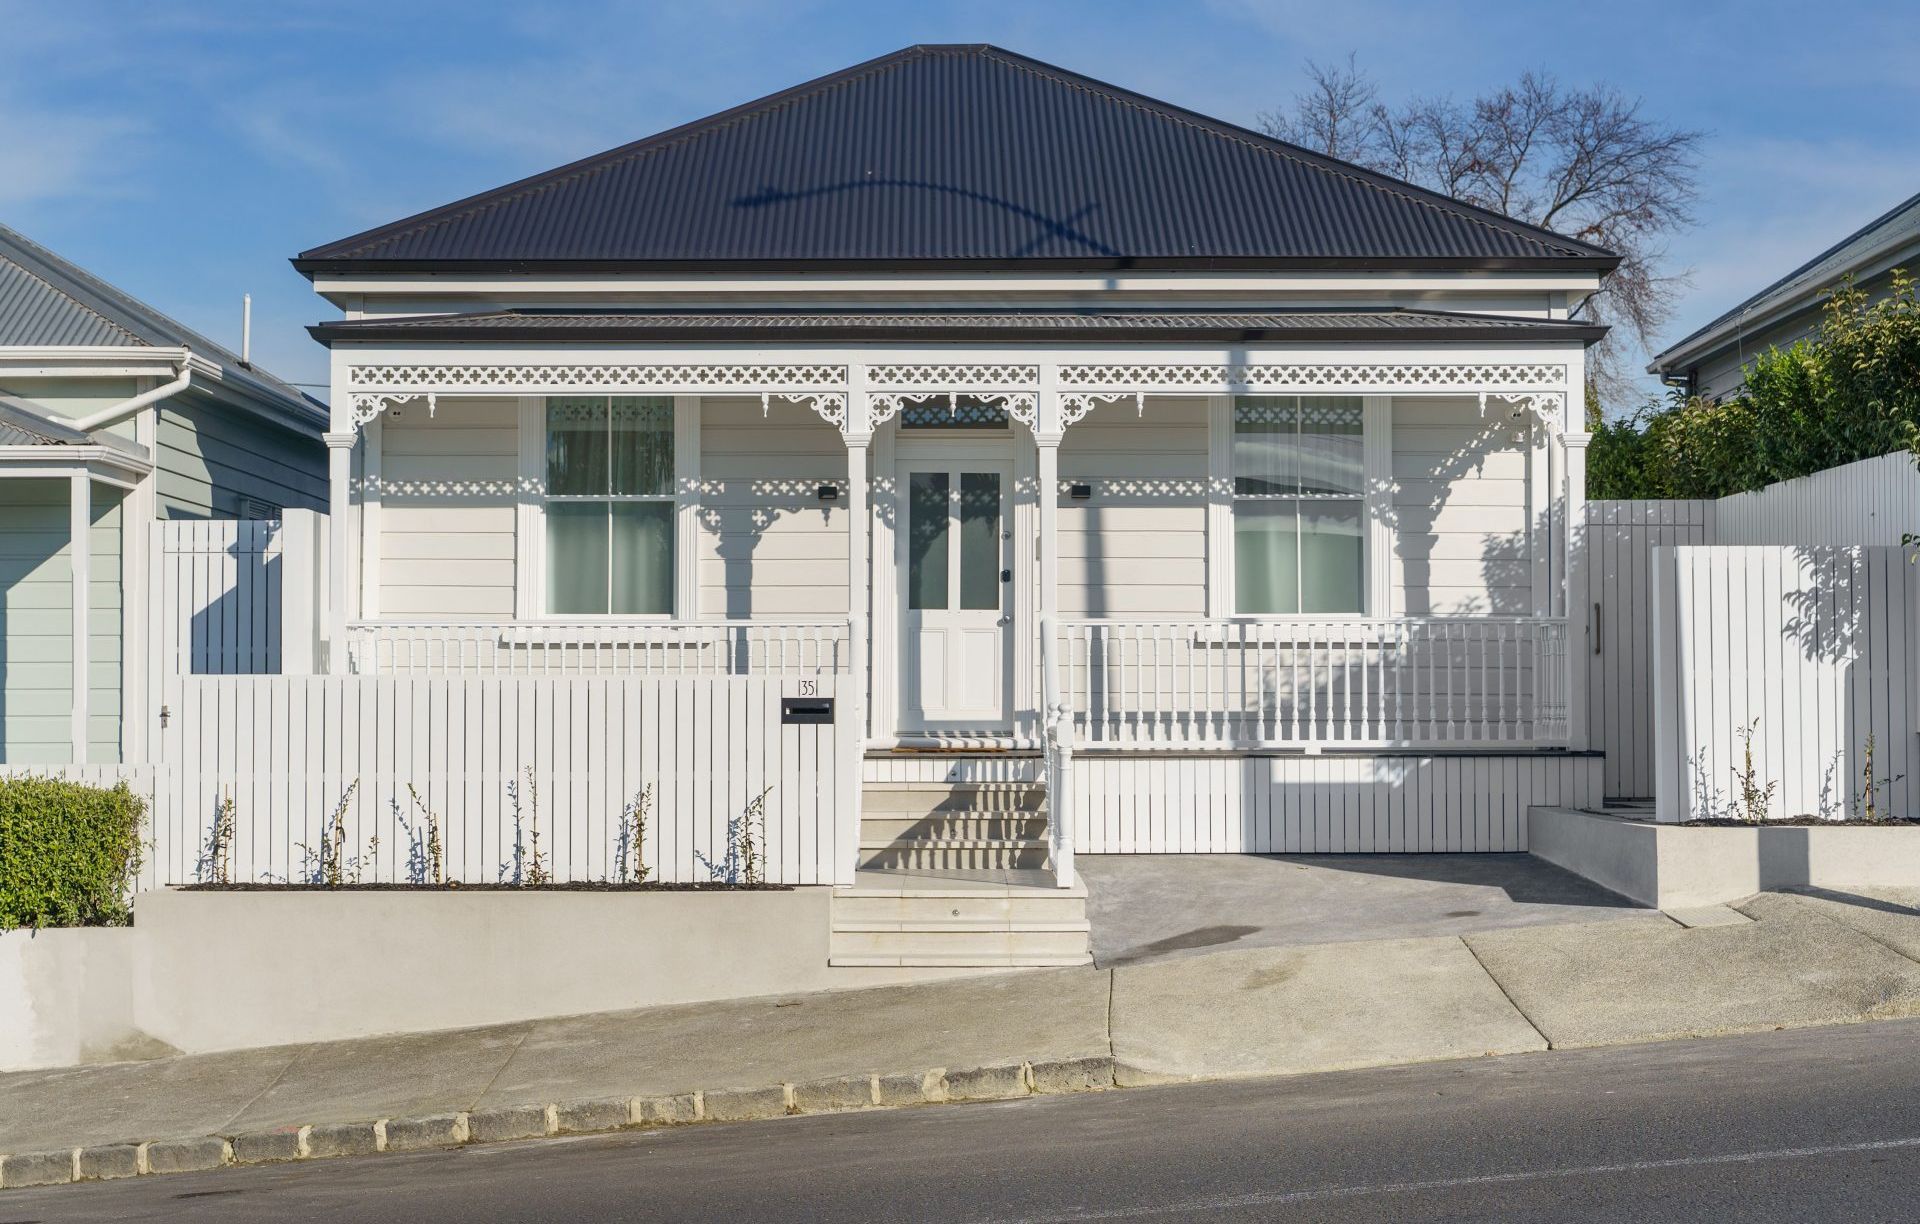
[1001,569,1012,582]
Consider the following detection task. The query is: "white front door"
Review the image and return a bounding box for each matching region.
[900,459,1012,731]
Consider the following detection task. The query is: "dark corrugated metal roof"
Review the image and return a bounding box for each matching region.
[312,307,1607,345]
[298,45,1618,274]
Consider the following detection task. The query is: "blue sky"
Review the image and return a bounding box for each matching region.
[3,0,1916,400]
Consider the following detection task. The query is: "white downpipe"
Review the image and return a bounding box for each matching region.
[68,360,192,434]
[1039,613,1074,889]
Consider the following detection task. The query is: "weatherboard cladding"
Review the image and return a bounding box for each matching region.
[298,45,1617,271]
[312,308,1606,345]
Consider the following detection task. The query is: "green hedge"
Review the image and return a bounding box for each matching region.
[0,776,145,930]
[1591,272,1920,499]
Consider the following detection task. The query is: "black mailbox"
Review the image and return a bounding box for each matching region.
[782,697,835,724]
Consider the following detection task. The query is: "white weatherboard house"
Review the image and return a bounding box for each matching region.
[279,45,1608,967]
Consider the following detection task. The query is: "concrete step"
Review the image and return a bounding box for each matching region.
[860,813,1050,843]
[857,839,1050,871]
[831,891,1079,925]
[829,873,1092,969]
[861,782,1047,819]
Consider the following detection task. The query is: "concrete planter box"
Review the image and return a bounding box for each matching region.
[0,927,144,1071]
[131,887,843,1055]
[1529,807,1920,909]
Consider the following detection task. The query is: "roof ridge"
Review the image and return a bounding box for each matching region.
[971,47,1601,261]
[309,44,1610,266]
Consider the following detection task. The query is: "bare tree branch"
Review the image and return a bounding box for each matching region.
[1261,57,1702,403]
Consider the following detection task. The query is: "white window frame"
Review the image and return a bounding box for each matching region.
[1206,393,1391,618]
[515,394,700,621]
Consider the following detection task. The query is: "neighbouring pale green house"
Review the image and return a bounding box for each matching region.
[0,224,325,766]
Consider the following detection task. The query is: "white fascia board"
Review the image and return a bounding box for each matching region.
[0,345,190,378]
[313,269,1603,304]
[0,444,153,487]
[332,339,1591,367]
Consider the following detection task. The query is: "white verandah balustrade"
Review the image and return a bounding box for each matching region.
[1056,617,1571,749]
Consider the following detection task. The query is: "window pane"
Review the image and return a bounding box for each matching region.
[1233,397,1297,496]
[610,397,674,496]
[958,471,1001,611]
[611,501,675,615]
[907,471,950,611]
[546,502,609,614]
[1235,501,1299,614]
[1297,397,1364,496]
[547,398,609,495]
[1299,501,1364,613]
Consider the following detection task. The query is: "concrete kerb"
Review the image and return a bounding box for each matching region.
[0,1056,1121,1191]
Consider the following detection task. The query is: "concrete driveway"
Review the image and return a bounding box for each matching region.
[1078,853,1644,967]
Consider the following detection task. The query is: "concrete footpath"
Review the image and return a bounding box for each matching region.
[6,886,1920,1190]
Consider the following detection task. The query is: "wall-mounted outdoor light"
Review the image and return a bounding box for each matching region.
[817,484,839,501]
[1069,483,1093,500]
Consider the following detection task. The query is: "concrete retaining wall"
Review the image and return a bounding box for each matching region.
[1529,807,1920,908]
[130,888,851,1054]
[0,928,147,1071]
[6,888,990,1067]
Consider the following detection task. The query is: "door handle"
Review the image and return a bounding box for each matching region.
[1001,569,1012,582]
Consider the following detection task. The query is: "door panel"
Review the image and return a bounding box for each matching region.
[901,461,1010,729]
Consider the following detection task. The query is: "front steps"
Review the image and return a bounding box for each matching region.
[831,774,1092,969]
[859,782,1049,871]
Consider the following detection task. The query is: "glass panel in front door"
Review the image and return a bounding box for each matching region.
[907,471,950,610]
[957,471,1002,611]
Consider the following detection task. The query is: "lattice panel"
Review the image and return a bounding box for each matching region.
[867,364,1040,390]
[348,363,847,391]
[1059,363,1566,390]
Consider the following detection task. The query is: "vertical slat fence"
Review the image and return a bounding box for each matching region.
[147,674,845,887]
[1652,545,1919,822]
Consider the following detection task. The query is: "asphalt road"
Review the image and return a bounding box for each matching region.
[15,1019,1920,1222]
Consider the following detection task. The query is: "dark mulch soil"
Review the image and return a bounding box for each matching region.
[1681,817,1920,828]
[178,881,792,892]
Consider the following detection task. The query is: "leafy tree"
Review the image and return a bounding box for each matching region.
[1588,272,1920,498]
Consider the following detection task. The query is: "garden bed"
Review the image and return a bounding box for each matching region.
[177,881,793,892]
[1682,817,1920,828]
[1529,806,1920,909]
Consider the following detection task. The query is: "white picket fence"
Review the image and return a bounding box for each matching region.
[1652,545,1920,822]
[145,673,850,888]
[1585,500,1716,798]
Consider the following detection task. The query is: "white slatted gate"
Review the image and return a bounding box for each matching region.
[1585,500,1716,799]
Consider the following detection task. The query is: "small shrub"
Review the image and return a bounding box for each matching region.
[521,768,549,887]
[402,783,445,886]
[199,792,236,885]
[619,785,653,885]
[697,786,772,885]
[0,776,146,929]
[1728,720,1778,824]
[1853,735,1906,822]
[297,780,360,887]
